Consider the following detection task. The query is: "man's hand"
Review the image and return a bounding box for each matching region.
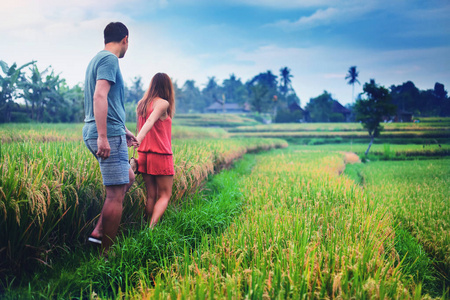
[125,128,139,147]
[97,136,111,159]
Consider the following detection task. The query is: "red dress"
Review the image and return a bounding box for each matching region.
[137,102,174,175]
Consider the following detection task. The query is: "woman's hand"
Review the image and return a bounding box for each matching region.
[136,99,169,146]
[135,133,144,147]
[125,128,139,147]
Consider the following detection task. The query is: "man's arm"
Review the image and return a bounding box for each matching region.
[125,126,138,147]
[94,79,111,159]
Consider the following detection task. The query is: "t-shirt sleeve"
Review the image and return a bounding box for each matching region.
[96,54,118,84]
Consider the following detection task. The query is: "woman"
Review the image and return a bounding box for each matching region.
[135,73,175,227]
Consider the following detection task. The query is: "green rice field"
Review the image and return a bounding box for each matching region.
[1,116,449,298]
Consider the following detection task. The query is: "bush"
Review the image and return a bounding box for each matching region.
[274,108,303,123]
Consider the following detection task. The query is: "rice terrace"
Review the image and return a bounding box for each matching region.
[1,114,449,299]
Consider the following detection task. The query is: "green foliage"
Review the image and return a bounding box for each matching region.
[247,71,278,114]
[2,128,450,298]
[360,159,450,295]
[2,149,257,299]
[0,130,286,282]
[394,226,440,295]
[176,80,202,113]
[247,82,273,114]
[21,65,67,122]
[390,81,450,117]
[222,74,248,105]
[60,83,84,123]
[0,60,35,123]
[355,79,396,138]
[274,107,303,123]
[345,66,360,103]
[1,60,84,123]
[354,79,397,154]
[305,91,335,122]
[279,66,293,97]
[124,102,137,123]
[201,76,222,109]
[342,162,364,185]
[138,149,423,298]
[124,76,144,104]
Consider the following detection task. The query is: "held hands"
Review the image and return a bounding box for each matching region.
[125,128,139,148]
[126,133,139,148]
[134,133,144,149]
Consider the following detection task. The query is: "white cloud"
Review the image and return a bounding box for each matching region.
[228,0,338,9]
[287,7,338,28]
[1,0,448,109]
[265,0,397,30]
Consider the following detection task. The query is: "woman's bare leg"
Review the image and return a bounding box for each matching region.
[149,175,173,227]
[142,173,157,219]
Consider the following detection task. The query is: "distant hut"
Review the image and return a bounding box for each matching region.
[332,100,352,122]
[395,109,413,122]
[288,102,305,114]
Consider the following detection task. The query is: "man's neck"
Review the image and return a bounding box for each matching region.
[104,43,121,58]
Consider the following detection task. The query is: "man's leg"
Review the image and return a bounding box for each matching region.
[91,168,135,242]
[100,183,126,253]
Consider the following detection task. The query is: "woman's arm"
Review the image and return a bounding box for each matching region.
[136,99,169,144]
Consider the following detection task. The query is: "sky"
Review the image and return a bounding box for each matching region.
[1,0,449,107]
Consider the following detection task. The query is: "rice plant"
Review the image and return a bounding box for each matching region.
[0,137,286,280]
[134,149,421,298]
[358,159,450,292]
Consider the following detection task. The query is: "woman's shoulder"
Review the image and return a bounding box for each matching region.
[153,97,170,108]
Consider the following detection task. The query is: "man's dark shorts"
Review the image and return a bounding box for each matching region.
[85,135,130,186]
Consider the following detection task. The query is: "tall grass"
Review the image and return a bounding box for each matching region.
[0,123,229,143]
[133,149,420,298]
[2,152,259,299]
[356,159,450,291]
[0,137,287,280]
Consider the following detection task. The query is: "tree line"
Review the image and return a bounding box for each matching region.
[0,61,84,123]
[0,60,300,123]
[1,60,449,124]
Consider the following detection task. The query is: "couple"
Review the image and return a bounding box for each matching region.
[82,22,175,253]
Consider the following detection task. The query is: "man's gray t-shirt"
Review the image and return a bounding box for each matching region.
[83,50,126,140]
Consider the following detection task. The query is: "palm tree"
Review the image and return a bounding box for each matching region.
[0,60,35,122]
[279,67,293,97]
[22,65,65,122]
[345,66,360,103]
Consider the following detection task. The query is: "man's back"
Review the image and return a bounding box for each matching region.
[83,50,126,140]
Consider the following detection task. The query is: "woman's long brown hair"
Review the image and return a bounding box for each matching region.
[136,73,175,122]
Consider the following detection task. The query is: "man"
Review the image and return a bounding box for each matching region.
[82,22,137,254]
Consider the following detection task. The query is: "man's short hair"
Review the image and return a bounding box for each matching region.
[104,22,128,44]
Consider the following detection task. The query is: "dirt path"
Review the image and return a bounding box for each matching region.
[342,152,361,164]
